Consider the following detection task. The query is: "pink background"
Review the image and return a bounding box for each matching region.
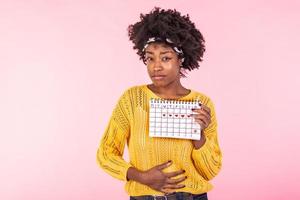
[1,0,300,199]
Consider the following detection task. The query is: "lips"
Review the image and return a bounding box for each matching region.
[152,75,166,80]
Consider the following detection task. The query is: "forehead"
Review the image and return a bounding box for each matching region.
[145,42,174,53]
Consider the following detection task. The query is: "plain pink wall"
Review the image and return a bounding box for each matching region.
[1,0,300,199]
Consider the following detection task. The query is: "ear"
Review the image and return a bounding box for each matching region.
[179,58,184,67]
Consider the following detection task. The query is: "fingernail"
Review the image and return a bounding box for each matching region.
[183,170,186,172]
[168,160,172,163]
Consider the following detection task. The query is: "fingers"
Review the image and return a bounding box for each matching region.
[193,112,211,127]
[191,104,211,130]
[192,108,210,121]
[192,104,211,128]
[194,119,205,129]
[163,183,186,189]
[161,188,173,195]
[156,169,187,194]
[192,108,210,116]
[192,105,211,116]
[194,115,211,127]
[201,105,211,115]
[165,169,185,178]
[166,175,187,184]
[156,160,172,170]
[161,177,186,194]
[193,112,210,121]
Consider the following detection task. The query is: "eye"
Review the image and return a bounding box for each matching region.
[162,57,171,62]
[145,57,153,62]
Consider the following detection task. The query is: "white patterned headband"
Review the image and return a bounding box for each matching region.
[142,37,185,63]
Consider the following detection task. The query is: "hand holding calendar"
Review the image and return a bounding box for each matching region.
[191,103,211,131]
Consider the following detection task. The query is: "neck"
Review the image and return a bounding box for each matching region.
[149,80,189,99]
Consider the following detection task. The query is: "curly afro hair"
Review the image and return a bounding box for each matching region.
[127,7,205,74]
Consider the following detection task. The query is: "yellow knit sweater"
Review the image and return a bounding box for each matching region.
[96,85,222,196]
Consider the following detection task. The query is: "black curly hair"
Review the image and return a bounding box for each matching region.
[127,7,205,74]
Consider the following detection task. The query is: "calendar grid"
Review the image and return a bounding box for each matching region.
[149,98,202,140]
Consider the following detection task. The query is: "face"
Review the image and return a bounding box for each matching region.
[144,42,182,87]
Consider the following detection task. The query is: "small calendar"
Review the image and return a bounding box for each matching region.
[149,98,202,140]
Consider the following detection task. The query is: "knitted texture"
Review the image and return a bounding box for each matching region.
[97,85,222,196]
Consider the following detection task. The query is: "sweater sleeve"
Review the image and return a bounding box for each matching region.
[96,90,132,181]
[191,97,222,181]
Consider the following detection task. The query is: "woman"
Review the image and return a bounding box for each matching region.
[97,7,222,200]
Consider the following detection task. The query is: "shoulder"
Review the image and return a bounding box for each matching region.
[119,85,146,97]
[123,85,145,93]
[191,90,216,112]
[116,85,146,102]
[192,90,213,104]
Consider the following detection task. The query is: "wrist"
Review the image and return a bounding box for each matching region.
[138,171,148,184]
[192,132,206,149]
[127,167,146,184]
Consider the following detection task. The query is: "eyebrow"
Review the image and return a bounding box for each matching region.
[145,50,174,55]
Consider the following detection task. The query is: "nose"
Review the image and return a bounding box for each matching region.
[153,59,163,71]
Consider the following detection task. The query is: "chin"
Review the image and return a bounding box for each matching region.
[152,81,166,87]
[153,82,173,89]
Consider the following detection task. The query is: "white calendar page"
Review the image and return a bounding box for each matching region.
[149,98,202,140]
